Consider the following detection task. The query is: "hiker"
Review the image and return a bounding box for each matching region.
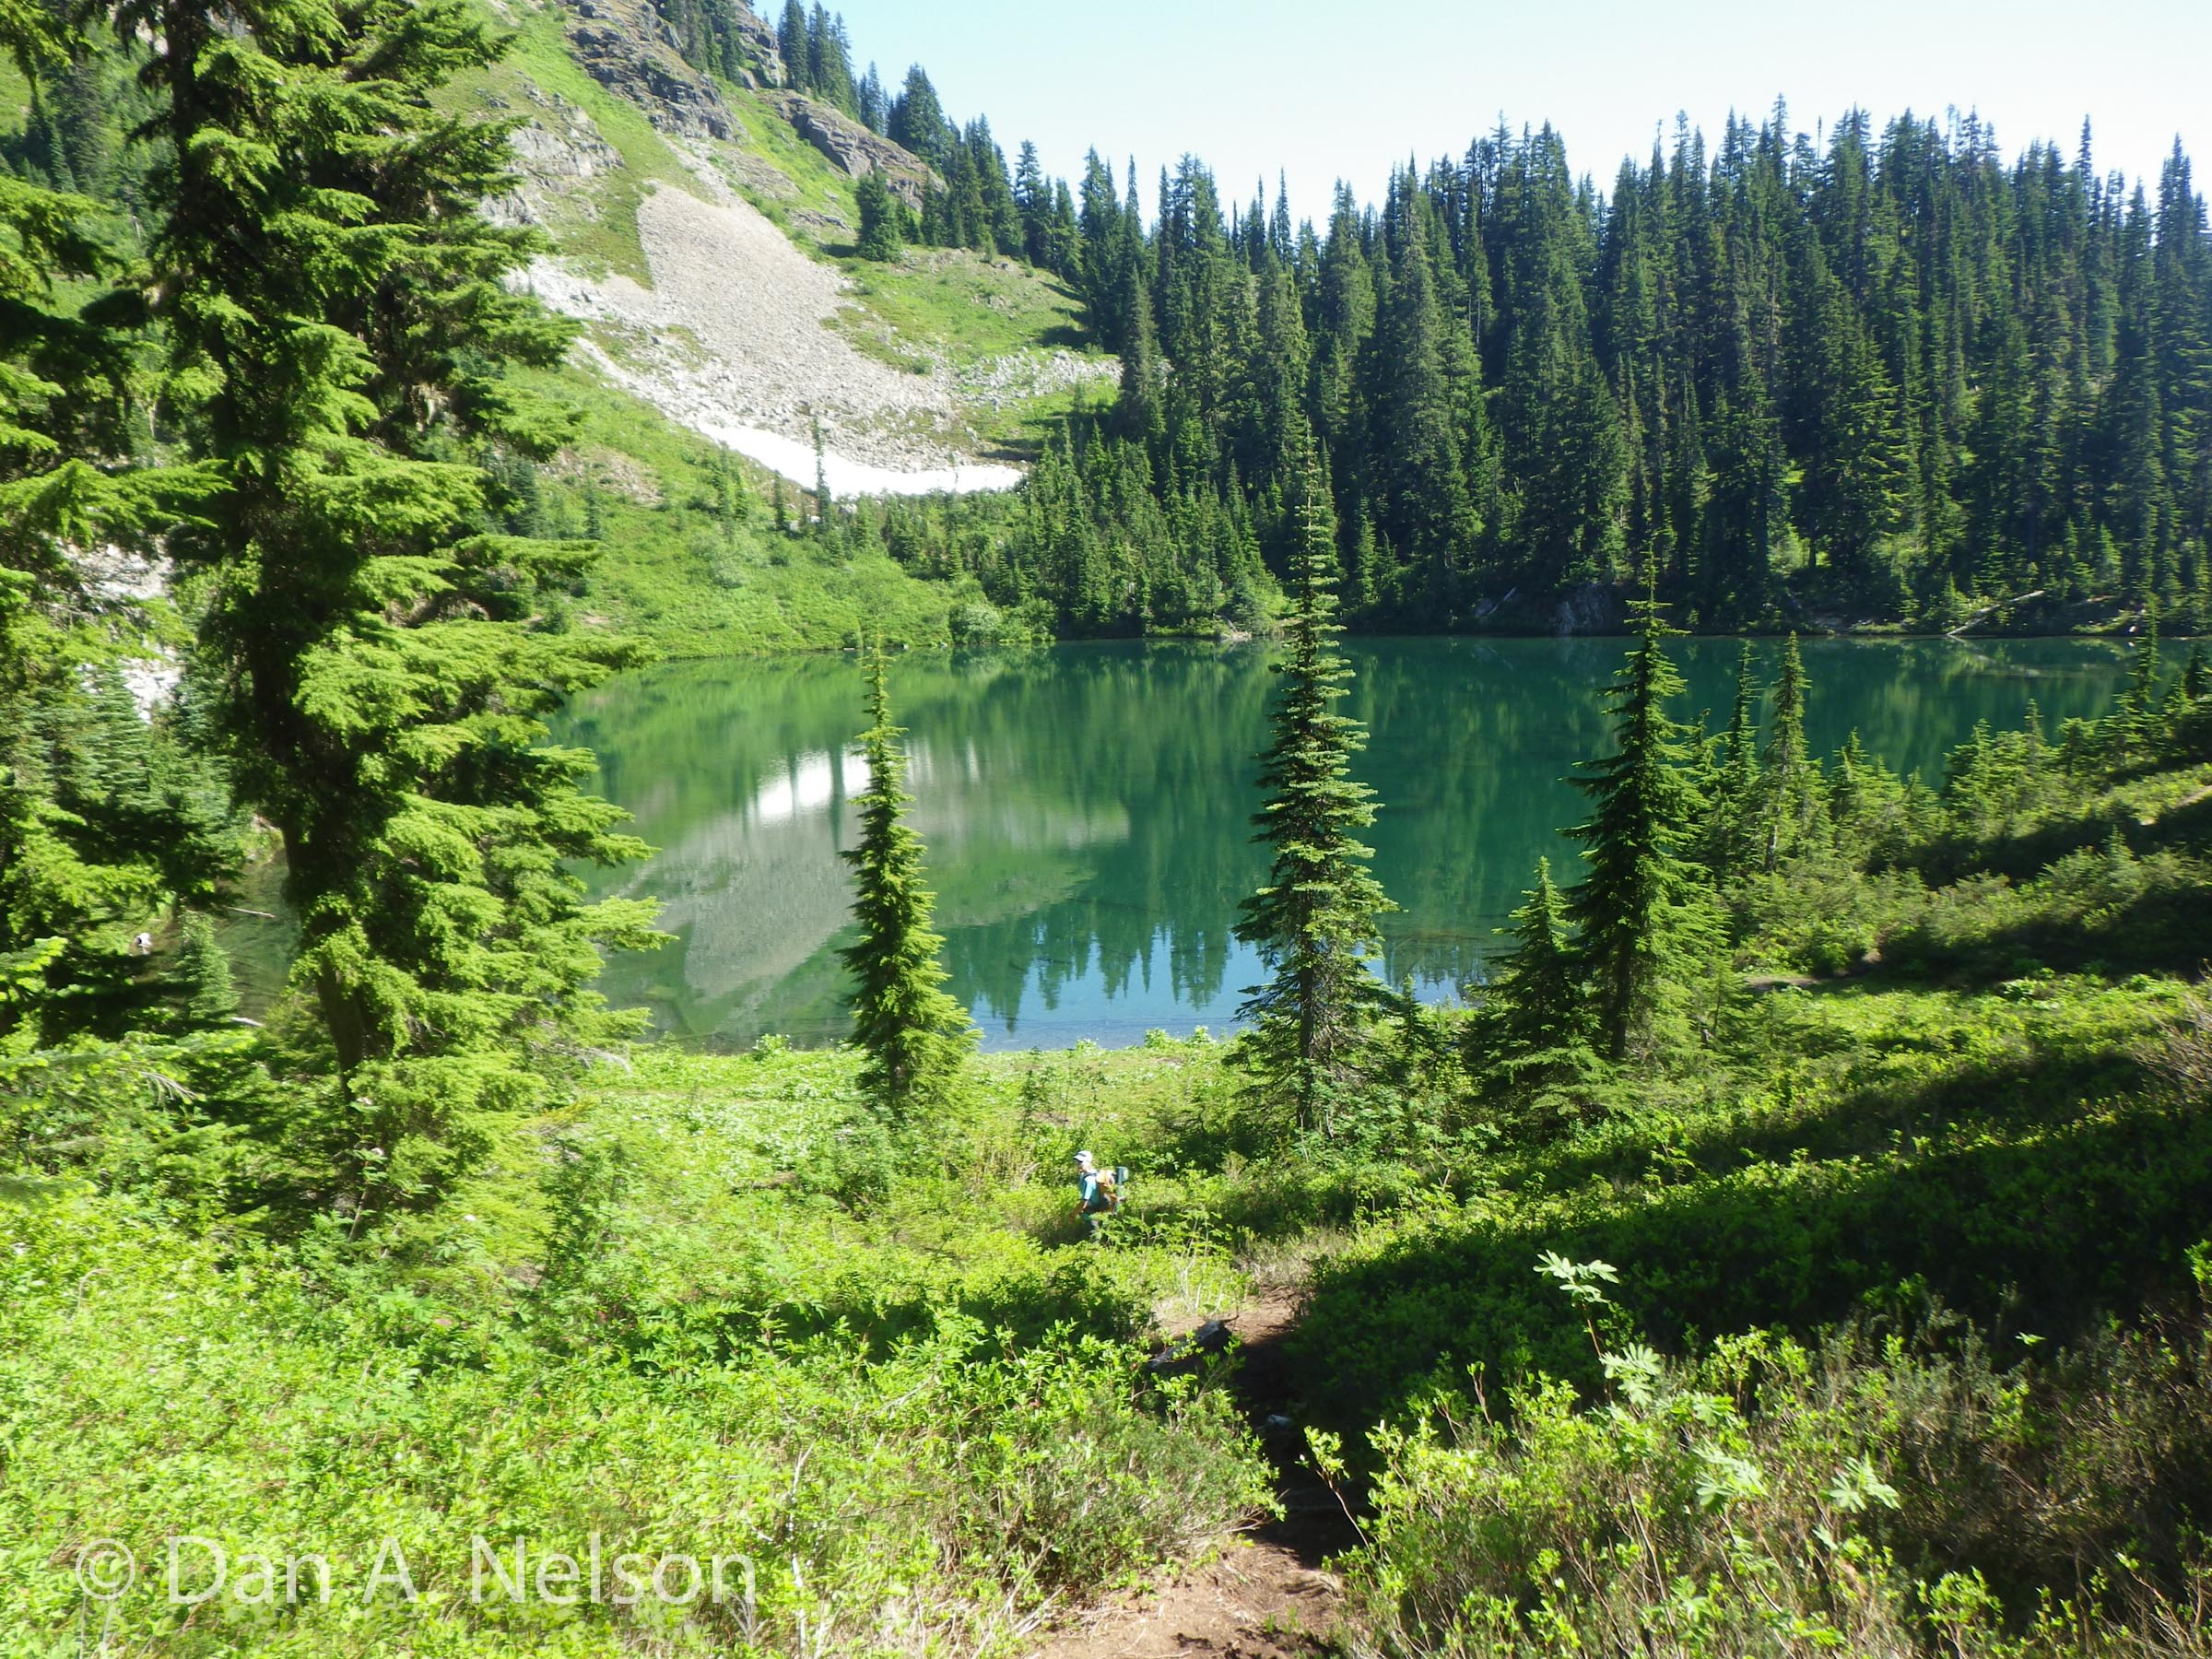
[1073,1149,1121,1241]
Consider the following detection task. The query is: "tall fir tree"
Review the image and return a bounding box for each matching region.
[117,0,661,1203]
[2119,597,2164,760]
[854,170,902,262]
[1704,641,1764,879]
[839,650,974,1121]
[888,65,950,169]
[774,0,806,88]
[1563,590,1714,1063]
[1231,459,1395,1129]
[0,3,225,1048]
[1757,632,1828,869]
[168,911,240,1029]
[1480,855,1585,1075]
[1366,172,1480,616]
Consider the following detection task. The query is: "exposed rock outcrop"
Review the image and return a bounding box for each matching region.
[509,109,623,182]
[565,0,734,140]
[486,83,626,229]
[771,91,936,209]
[555,2,931,209]
[724,0,785,88]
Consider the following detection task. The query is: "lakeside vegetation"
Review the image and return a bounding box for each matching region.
[15,642,2212,1649]
[4,2,2212,1656]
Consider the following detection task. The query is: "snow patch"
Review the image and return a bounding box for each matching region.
[698,421,1019,497]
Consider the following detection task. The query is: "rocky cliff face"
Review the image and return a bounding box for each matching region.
[565,0,734,140]
[722,0,785,88]
[771,91,935,209]
[557,0,935,204]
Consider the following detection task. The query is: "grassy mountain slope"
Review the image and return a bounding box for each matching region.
[445,0,1110,656]
[514,361,982,656]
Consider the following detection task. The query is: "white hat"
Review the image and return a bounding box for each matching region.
[1074,1149,1095,1167]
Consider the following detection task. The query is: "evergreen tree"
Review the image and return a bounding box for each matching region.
[1231,465,1395,1128]
[775,0,806,88]
[966,118,1022,256]
[1366,173,1480,615]
[804,5,854,112]
[1827,728,1914,865]
[169,911,240,1028]
[1481,856,1584,1069]
[0,4,220,1047]
[1701,397,1782,621]
[2182,642,2209,703]
[18,84,70,189]
[1705,641,1764,877]
[1563,591,1714,1062]
[1115,262,1163,443]
[1013,139,1051,265]
[854,170,901,262]
[839,651,973,1120]
[119,0,661,1203]
[1044,180,1083,277]
[888,65,950,169]
[1757,632,1828,868]
[856,62,887,133]
[2119,598,2164,759]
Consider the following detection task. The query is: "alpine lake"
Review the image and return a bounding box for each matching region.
[552,635,2140,1052]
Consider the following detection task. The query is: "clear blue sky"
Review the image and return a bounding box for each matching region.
[824,0,2212,224]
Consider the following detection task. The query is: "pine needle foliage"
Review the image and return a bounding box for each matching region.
[1563,591,1716,1064]
[1481,855,1586,1074]
[839,650,974,1123]
[0,2,224,1050]
[1232,465,1395,1130]
[1758,632,1828,870]
[113,0,661,1204]
[1703,641,1764,878]
[854,170,902,262]
[167,911,240,1029]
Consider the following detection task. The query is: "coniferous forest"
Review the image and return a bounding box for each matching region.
[7,2,2212,1656]
[905,116,2212,637]
[667,2,2212,640]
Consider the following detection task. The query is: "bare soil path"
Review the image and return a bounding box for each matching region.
[1030,1292,1359,1659]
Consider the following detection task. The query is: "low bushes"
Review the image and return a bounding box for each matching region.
[0,1039,1276,1656]
[1342,1257,2212,1657]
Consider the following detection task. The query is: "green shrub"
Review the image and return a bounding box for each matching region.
[1,1187,1271,1655]
[1293,982,2211,1446]
[1343,1258,2212,1657]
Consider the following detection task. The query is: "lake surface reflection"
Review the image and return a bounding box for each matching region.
[559,636,2136,1050]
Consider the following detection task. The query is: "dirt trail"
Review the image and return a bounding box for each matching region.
[1030,1292,1358,1659]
